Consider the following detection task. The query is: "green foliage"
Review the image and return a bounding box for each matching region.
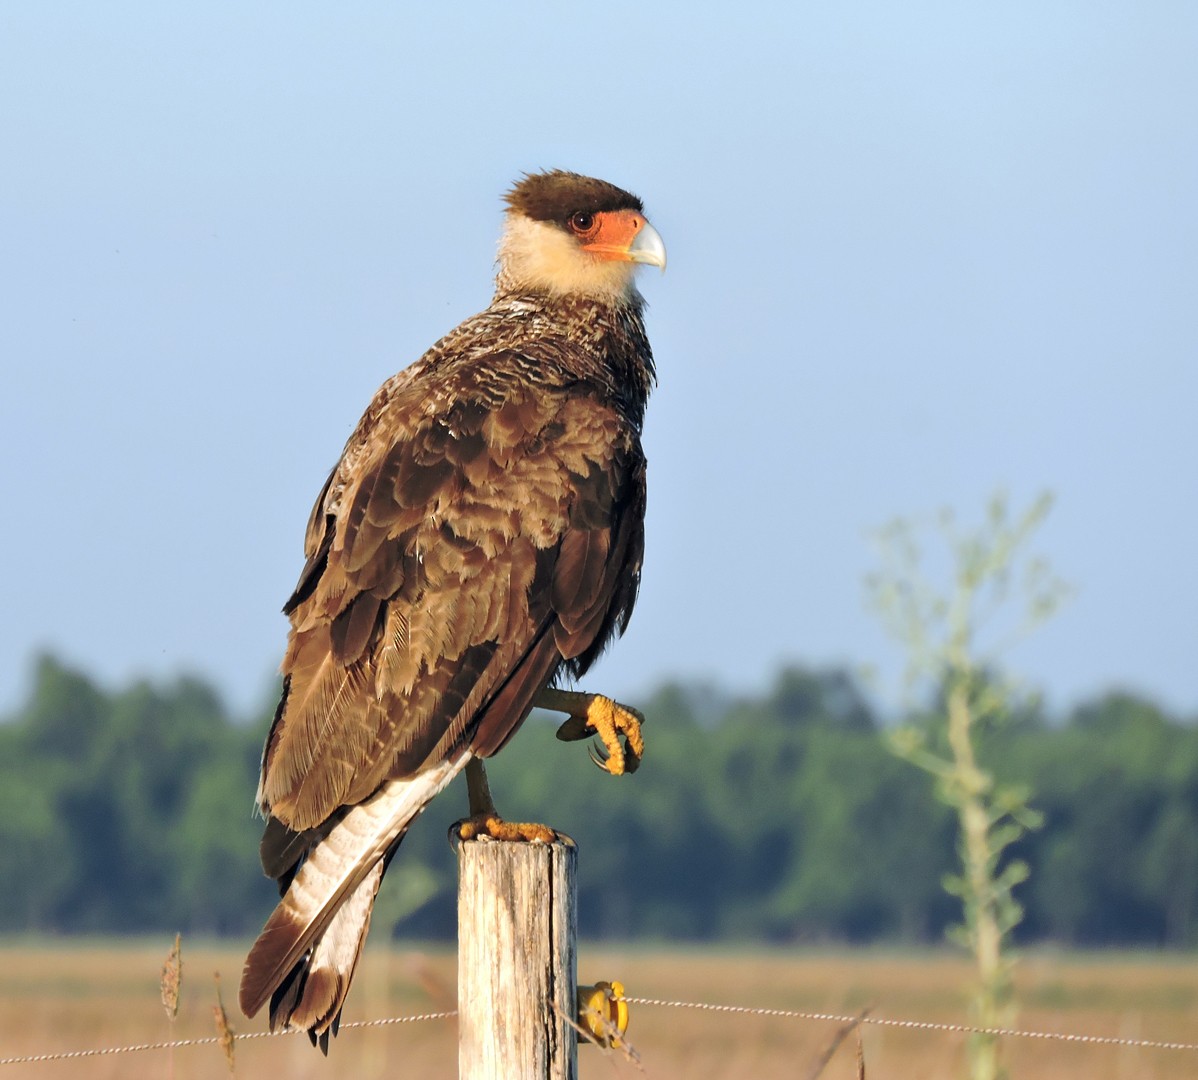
[0,655,274,935]
[1,652,1196,955]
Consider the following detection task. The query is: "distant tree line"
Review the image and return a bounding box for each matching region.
[1,654,1195,946]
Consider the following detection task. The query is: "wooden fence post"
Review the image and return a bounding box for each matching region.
[457,839,578,1079]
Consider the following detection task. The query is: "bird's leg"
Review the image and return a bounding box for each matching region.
[539,688,645,776]
[454,757,559,844]
[465,756,497,816]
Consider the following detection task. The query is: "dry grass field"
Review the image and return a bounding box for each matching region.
[1,940,1196,1079]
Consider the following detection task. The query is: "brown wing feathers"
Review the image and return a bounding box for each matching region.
[258,377,643,831]
[243,378,646,1037]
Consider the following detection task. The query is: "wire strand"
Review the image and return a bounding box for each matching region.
[0,1010,458,1067]
[627,997,1198,1053]
[5,995,1198,1067]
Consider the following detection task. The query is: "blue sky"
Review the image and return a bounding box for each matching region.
[2,3,1195,718]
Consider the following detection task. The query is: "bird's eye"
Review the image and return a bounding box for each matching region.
[569,211,595,233]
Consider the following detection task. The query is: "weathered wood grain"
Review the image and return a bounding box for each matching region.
[458,839,577,1079]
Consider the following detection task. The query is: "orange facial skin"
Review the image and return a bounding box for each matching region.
[571,208,649,261]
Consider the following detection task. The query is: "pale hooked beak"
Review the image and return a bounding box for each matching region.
[628,220,667,271]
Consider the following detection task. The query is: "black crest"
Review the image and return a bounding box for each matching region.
[504,170,644,223]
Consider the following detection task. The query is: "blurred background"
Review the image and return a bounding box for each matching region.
[2,8,1198,1080]
[3,3,1195,720]
[1,4,1197,1075]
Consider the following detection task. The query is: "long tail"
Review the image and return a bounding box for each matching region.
[239,754,469,1046]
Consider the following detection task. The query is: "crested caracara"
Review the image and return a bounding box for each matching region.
[238,170,665,1050]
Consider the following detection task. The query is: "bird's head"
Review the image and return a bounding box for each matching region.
[497,170,666,302]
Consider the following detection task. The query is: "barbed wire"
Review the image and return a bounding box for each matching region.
[0,1010,457,1067]
[4,994,1198,1068]
[626,997,1198,1054]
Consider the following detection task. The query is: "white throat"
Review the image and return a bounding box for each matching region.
[495,215,640,302]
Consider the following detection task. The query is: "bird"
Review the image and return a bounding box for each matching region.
[238,170,666,1051]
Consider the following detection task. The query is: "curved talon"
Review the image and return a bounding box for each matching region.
[590,737,628,775]
[546,691,645,777]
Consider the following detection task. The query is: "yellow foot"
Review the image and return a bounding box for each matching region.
[551,693,645,776]
[453,813,564,845]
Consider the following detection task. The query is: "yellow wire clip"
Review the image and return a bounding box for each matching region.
[577,980,630,1048]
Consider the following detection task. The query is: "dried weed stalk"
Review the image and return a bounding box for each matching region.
[803,1007,871,1080]
[160,933,182,1021]
[212,972,236,1074]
